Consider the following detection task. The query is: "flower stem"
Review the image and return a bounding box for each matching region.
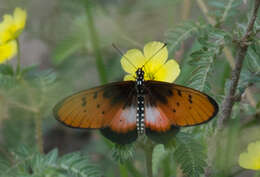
[16,38,21,76]
[85,2,107,84]
[139,139,155,177]
[145,146,153,177]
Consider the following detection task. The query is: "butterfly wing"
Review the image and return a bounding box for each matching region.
[144,81,218,140]
[53,81,138,144]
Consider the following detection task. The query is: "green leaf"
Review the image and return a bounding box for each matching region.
[20,65,38,77]
[0,147,102,177]
[208,0,243,20]
[57,152,102,177]
[246,46,260,73]
[0,74,17,89]
[173,133,207,177]
[112,144,135,164]
[166,21,202,53]
[152,144,169,176]
[187,26,227,92]
[28,70,57,88]
[0,64,14,76]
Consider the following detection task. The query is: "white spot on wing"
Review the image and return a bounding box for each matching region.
[145,106,160,123]
[122,106,136,123]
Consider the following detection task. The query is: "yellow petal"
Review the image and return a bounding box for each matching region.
[239,153,260,170]
[153,59,180,83]
[239,141,260,170]
[120,49,146,75]
[123,74,135,81]
[143,41,168,69]
[0,40,17,63]
[13,8,27,37]
[0,15,13,44]
[0,8,26,44]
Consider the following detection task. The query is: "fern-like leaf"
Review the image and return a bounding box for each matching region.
[112,144,135,164]
[0,148,102,177]
[166,21,201,53]
[188,26,228,92]
[174,133,207,177]
[56,152,102,177]
[208,0,243,22]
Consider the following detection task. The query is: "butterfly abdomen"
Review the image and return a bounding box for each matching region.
[136,68,145,134]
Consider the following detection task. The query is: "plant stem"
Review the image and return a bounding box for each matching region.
[220,0,235,23]
[15,38,21,76]
[218,0,260,128]
[144,145,153,177]
[85,2,107,84]
[35,112,43,153]
[196,0,216,25]
[195,0,258,109]
[125,161,143,177]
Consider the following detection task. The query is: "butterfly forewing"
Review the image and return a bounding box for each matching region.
[144,81,218,131]
[53,81,137,132]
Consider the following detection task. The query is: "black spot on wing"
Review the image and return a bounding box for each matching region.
[177,90,182,96]
[93,92,98,99]
[188,94,193,104]
[168,89,173,96]
[81,97,87,107]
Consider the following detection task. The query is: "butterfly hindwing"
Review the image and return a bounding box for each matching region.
[53,81,138,144]
[144,81,218,132]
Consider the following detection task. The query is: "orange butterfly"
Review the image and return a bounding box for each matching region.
[53,43,218,145]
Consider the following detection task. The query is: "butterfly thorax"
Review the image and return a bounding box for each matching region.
[135,68,145,135]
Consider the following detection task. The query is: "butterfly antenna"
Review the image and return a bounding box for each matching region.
[112,43,137,70]
[141,42,167,69]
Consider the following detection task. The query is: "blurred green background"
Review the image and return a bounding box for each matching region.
[0,0,259,177]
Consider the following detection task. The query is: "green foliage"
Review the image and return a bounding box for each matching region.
[208,0,243,22]
[112,144,135,164]
[0,0,259,177]
[174,133,207,177]
[188,26,228,92]
[246,45,260,74]
[0,147,102,177]
[166,21,201,53]
[152,144,169,176]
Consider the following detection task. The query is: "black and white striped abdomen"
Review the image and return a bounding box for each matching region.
[135,68,145,134]
[136,95,145,134]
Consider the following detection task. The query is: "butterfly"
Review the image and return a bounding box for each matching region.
[53,44,219,145]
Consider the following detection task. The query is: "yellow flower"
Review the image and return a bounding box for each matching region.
[0,41,17,63]
[121,41,180,82]
[0,7,27,44]
[239,141,260,170]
